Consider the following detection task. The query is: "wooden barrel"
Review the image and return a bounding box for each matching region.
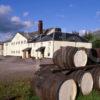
[88,48,100,65]
[34,67,77,100]
[95,48,100,58]
[88,67,100,90]
[67,70,93,95]
[53,46,87,69]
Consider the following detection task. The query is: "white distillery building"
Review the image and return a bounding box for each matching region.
[0,42,3,56]
[3,21,92,59]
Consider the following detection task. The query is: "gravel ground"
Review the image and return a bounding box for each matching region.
[0,56,41,82]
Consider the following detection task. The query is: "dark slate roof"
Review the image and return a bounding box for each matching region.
[3,32,40,43]
[32,32,88,42]
[3,28,88,43]
[4,39,13,43]
[0,42,3,45]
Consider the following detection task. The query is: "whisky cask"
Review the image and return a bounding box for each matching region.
[53,46,87,69]
[67,70,93,95]
[34,67,77,100]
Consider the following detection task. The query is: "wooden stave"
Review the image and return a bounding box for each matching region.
[95,48,100,58]
[87,48,99,65]
[53,49,65,69]
[68,47,78,68]
[88,67,100,90]
[66,70,93,95]
[62,47,74,68]
[34,67,77,100]
[53,46,87,69]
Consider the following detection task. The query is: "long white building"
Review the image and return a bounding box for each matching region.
[3,21,92,59]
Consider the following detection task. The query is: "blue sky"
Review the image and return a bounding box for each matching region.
[0,0,100,40]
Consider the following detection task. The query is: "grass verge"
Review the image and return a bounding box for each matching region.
[0,80,100,100]
[0,80,40,100]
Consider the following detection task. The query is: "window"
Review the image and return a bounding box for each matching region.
[18,51,20,53]
[21,41,23,44]
[48,53,50,56]
[11,51,15,54]
[6,43,8,46]
[18,41,20,44]
[24,40,26,44]
[48,42,51,46]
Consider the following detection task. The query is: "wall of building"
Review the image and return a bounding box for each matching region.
[3,33,28,56]
[53,41,92,54]
[30,41,53,59]
[3,33,92,59]
[0,44,3,56]
[30,41,92,59]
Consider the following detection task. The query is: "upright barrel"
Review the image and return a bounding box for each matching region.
[53,46,88,69]
[33,67,77,100]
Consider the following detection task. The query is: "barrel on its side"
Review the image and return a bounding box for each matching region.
[53,46,88,69]
[88,67,100,90]
[33,67,77,100]
[88,48,100,65]
[67,70,93,95]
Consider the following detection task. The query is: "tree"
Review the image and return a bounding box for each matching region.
[93,39,100,48]
[83,32,94,42]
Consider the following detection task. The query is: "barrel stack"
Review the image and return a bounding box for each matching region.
[33,46,100,100]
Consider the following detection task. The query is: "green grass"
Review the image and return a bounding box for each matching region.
[0,80,100,100]
[77,90,100,100]
[0,80,40,100]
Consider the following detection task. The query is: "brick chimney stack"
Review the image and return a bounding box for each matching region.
[38,20,43,34]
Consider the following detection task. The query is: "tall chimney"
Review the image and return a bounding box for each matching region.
[38,20,43,34]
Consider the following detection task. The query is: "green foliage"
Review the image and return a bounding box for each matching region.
[77,90,100,100]
[83,32,100,48]
[83,32,94,42]
[92,39,100,48]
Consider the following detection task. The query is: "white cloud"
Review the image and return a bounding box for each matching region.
[23,21,33,28]
[79,29,87,35]
[0,5,12,15]
[23,12,29,17]
[11,16,21,23]
[0,5,34,34]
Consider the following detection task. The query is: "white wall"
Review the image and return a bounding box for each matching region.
[53,41,92,55]
[3,32,92,59]
[3,33,28,56]
[30,41,53,59]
